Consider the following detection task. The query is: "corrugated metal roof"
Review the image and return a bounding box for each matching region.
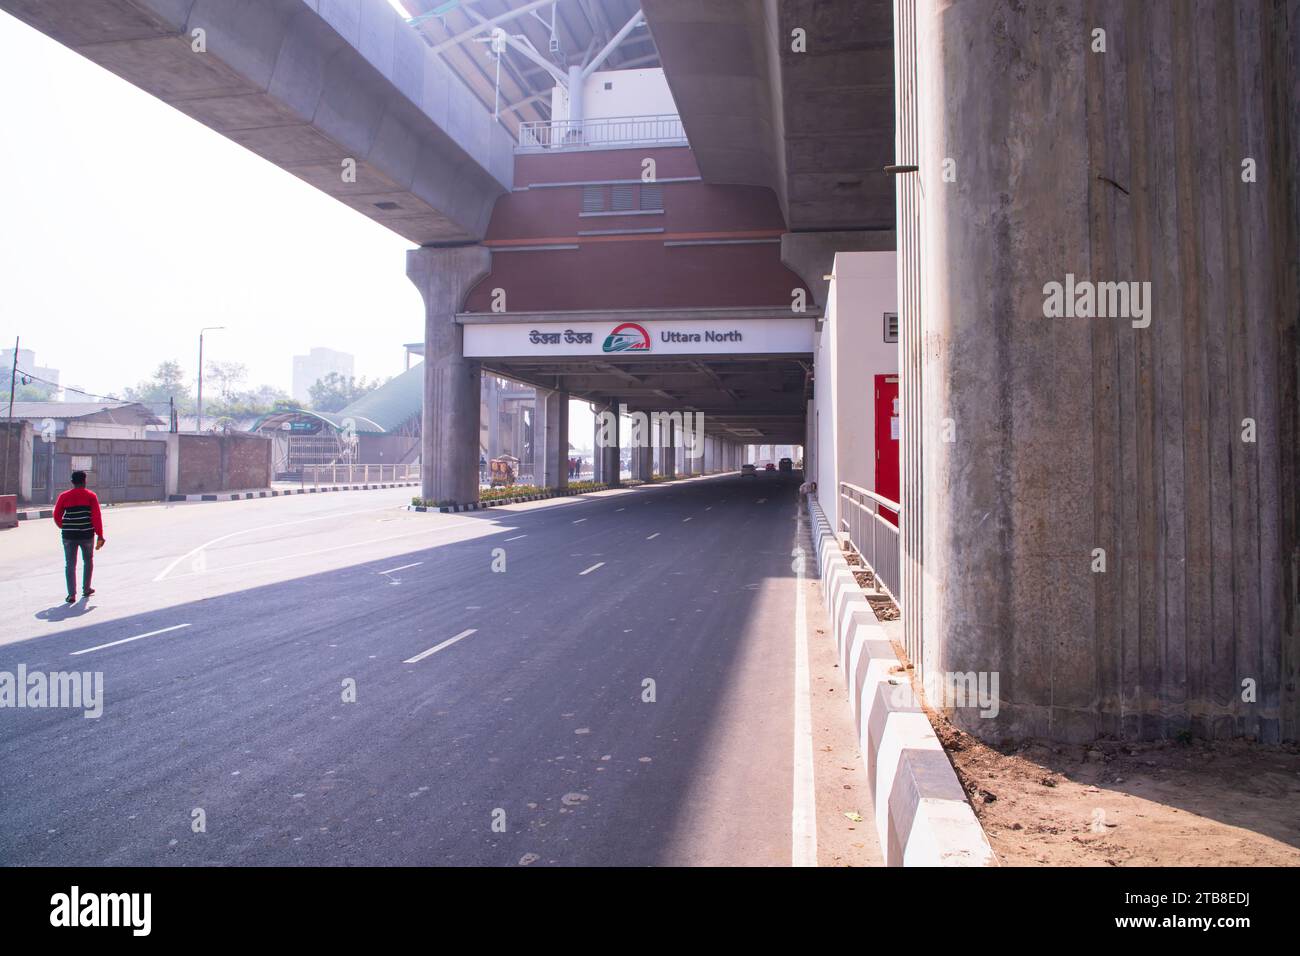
[337,365,424,434]
[6,401,165,425]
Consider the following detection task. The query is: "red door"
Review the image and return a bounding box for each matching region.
[874,375,900,527]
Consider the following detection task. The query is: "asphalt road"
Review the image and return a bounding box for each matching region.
[0,473,879,866]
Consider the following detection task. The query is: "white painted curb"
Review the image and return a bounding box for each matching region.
[806,494,996,867]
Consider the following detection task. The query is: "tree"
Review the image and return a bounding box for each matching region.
[204,360,247,405]
[13,377,57,402]
[123,360,194,412]
[308,372,387,413]
[206,383,293,419]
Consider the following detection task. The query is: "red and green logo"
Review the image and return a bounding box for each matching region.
[602,322,651,353]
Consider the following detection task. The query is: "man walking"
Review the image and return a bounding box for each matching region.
[53,470,105,603]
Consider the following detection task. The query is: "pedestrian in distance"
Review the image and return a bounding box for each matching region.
[53,470,105,604]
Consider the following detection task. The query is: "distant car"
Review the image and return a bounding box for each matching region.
[764,463,776,472]
[778,457,793,472]
[741,463,757,476]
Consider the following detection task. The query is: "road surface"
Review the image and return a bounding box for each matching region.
[0,474,880,866]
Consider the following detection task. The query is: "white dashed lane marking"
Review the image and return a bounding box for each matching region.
[71,623,192,656]
[403,628,478,664]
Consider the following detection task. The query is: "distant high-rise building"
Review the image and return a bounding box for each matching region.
[292,347,354,404]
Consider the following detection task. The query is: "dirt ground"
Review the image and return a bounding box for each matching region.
[897,649,1300,866]
[844,537,1300,867]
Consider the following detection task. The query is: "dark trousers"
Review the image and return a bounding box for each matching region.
[63,537,94,596]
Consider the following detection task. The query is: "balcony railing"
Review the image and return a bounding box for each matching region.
[838,481,901,605]
[517,114,687,151]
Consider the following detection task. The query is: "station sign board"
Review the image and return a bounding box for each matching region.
[463,317,814,359]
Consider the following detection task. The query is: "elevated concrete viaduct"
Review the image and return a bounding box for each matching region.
[0,0,513,242]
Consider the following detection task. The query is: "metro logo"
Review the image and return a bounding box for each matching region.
[602,322,651,353]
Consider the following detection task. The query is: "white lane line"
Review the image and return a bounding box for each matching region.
[505,534,527,541]
[71,623,191,657]
[579,562,605,575]
[572,518,587,524]
[646,533,660,540]
[403,628,477,664]
[616,507,625,512]
[757,498,767,504]
[682,517,692,522]
[380,562,422,575]
[705,506,712,511]
[791,514,818,867]
[153,505,399,582]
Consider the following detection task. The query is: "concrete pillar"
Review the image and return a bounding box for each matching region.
[541,388,569,490]
[591,410,602,483]
[904,0,1299,743]
[600,403,621,487]
[486,377,499,459]
[630,410,653,481]
[531,388,545,486]
[407,244,491,505]
[662,416,676,478]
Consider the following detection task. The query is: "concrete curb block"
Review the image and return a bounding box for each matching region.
[166,481,422,503]
[406,470,737,513]
[805,494,996,867]
[408,484,616,513]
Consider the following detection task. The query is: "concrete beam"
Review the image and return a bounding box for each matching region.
[0,0,513,243]
[781,230,895,309]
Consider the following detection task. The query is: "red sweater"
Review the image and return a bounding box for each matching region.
[54,487,104,539]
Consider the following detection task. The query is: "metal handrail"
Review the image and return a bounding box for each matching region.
[517,113,686,151]
[300,463,421,489]
[838,481,901,605]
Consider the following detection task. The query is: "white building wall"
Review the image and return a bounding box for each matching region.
[66,422,155,440]
[813,250,898,532]
[551,67,678,121]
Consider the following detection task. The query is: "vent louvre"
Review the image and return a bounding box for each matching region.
[581,185,606,213]
[884,311,899,343]
[611,184,635,211]
[639,184,663,211]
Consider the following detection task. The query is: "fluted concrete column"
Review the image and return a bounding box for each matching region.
[541,388,569,490]
[407,244,491,505]
[907,0,1299,743]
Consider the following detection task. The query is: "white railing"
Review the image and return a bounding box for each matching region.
[839,481,901,605]
[300,463,421,488]
[517,114,686,151]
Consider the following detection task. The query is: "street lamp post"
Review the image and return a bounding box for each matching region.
[196,326,225,431]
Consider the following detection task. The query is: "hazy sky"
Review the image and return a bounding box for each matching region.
[0,8,425,400]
